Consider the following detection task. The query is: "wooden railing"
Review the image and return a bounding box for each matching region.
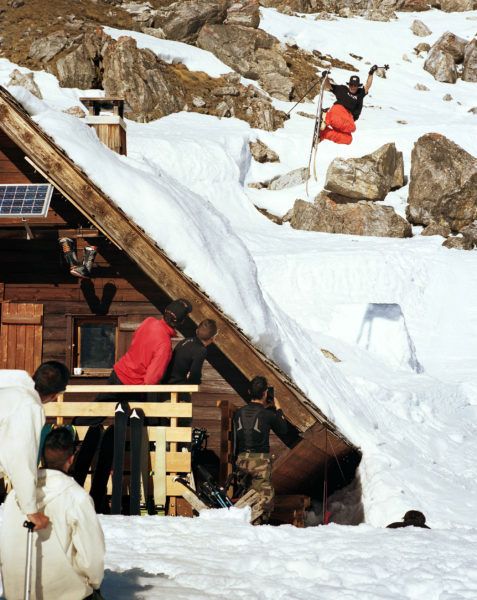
[44,385,198,515]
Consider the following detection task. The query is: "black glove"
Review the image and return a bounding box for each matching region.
[369,65,378,75]
[322,70,330,78]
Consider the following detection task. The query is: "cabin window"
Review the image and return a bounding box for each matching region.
[72,317,118,374]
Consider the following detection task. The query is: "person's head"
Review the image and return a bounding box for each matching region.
[347,75,360,94]
[249,375,268,402]
[164,298,193,328]
[403,510,426,526]
[42,427,76,473]
[33,361,70,403]
[196,319,218,346]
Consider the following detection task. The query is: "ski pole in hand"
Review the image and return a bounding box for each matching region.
[23,521,35,600]
[286,70,330,117]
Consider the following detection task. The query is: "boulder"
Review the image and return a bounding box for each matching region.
[269,167,308,190]
[102,36,184,121]
[421,222,451,237]
[324,143,401,202]
[249,139,279,163]
[63,106,86,118]
[141,27,166,39]
[197,24,294,100]
[391,151,406,189]
[156,1,227,42]
[469,107,477,115]
[461,221,477,246]
[442,236,474,250]
[430,31,467,63]
[414,42,431,55]
[438,0,476,10]
[415,82,431,90]
[407,133,477,232]
[442,93,453,101]
[463,38,477,82]
[411,19,431,36]
[7,69,42,99]
[226,0,261,28]
[423,48,457,83]
[289,192,412,238]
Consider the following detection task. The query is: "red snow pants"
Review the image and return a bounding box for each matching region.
[320,104,356,145]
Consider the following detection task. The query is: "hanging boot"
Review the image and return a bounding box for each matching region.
[58,237,89,279]
[82,245,98,278]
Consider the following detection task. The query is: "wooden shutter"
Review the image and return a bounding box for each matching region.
[0,302,43,374]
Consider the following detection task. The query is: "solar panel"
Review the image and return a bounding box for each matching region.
[0,184,53,218]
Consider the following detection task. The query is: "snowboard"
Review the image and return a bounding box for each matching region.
[305,72,329,197]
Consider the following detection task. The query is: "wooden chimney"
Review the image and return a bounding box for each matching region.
[80,97,127,156]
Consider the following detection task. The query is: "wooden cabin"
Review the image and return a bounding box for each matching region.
[0,86,361,525]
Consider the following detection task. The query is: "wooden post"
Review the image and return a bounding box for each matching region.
[168,392,178,516]
[57,393,63,425]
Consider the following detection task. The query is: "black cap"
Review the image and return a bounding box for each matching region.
[348,75,360,86]
[164,299,192,326]
[403,510,426,525]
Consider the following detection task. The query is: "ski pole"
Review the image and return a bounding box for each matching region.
[23,520,35,600]
[286,73,328,117]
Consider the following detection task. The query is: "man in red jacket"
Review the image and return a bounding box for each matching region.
[113,299,193,386]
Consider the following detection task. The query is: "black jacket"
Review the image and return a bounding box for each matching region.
[233,402,288,454]
[163,336,207,384]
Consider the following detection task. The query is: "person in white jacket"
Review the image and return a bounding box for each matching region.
[0,361,70,531]
[0,427,105,600]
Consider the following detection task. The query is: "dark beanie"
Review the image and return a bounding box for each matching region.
[164,299,192,326]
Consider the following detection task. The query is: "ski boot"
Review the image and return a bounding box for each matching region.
[58,237,89,278]
[82,245,98,277]
[320,108,329,131]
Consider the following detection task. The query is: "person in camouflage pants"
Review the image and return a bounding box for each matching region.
[233,375,288,524]
[236,451,274,521]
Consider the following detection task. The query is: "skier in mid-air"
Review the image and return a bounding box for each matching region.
[320,65,378,145]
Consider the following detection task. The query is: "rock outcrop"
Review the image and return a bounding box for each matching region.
[407,133,477,232]
[287,192,412,238]
[411,19,431,36]
[324,143,404,202]
[226,0,261,28]
[102,36,185,121]
[438,0,477,11]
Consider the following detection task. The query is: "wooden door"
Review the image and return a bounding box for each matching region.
[0,302,43,373]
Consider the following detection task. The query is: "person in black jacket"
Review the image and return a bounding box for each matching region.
[387,510,430,529]
[233,375,288,523]
[164,318,217,385]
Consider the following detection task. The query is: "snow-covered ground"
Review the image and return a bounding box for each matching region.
[1,7,477,598]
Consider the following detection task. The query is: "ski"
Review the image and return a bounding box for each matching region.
[306,72,329,197]
[129,408,144,516]
[73,425,103,487]
[90,425,114,513]
[111,401,131,515]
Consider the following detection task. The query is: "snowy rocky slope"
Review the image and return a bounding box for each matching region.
[1,0,477,536]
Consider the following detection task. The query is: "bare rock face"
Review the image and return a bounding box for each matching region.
[156,1,228,43]
[29,31,74,63]
[226,0,260,28]
[7,69,42,99]
[289,192,412,238]
[391,151,406,189]
[102,36,184,121]
[411,19,431,36]
[324,143,402,202]
[424,48,457,83]
[461,221,477,246]
[197,24,294,100]
[56,31,110,89]
[249,139,279,162]
[407,133,477,232]
[438,0,477,11]
[463,38,477,82]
